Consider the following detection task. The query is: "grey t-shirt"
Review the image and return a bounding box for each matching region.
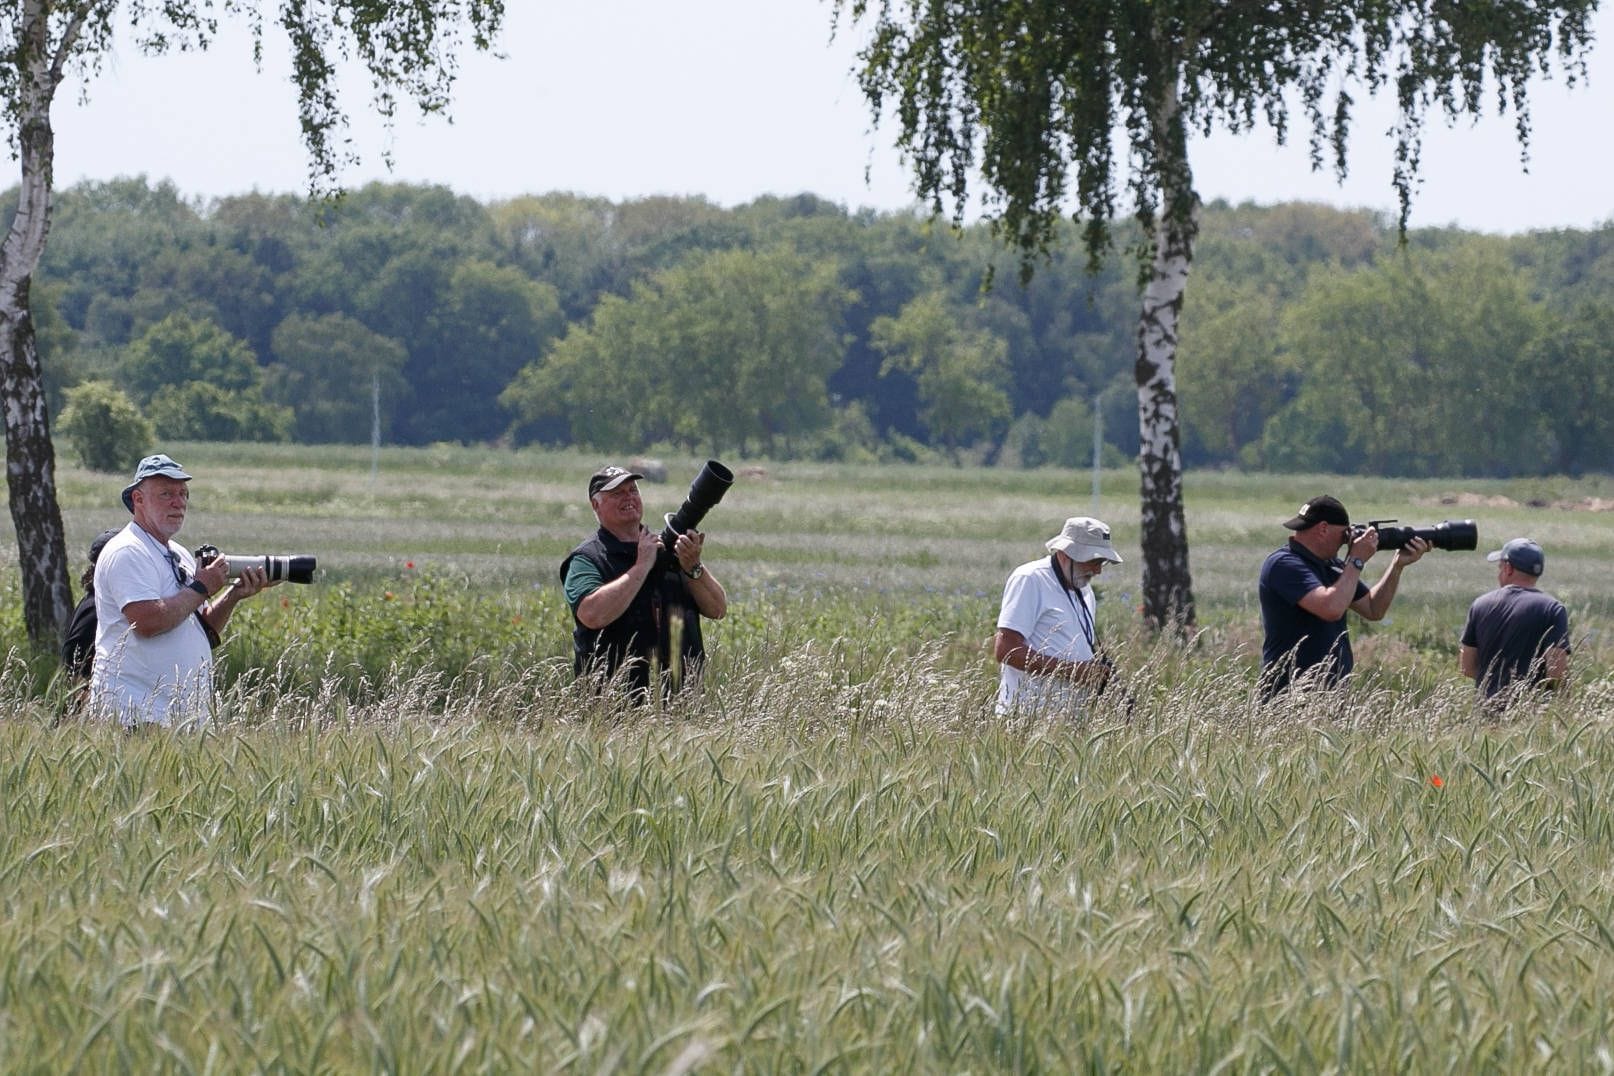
[1460,584,1570,697]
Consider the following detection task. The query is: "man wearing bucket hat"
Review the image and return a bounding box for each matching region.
[1459,537,1569,700]
[993,516,1123,715]
[559,464,727,701]
[89,454,275,728]
[1258,493,1429,697]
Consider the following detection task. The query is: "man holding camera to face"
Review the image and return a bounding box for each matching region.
[1258,494,1429,697]
[90,454,276,728]
[560,465,727,701]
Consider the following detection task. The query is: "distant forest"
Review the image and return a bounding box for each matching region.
[12,177,1614,477]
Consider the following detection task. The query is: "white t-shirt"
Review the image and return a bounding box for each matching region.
[995,556,1098,715]
[90,523,213,728]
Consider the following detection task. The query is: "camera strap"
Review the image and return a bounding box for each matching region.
[1049,554,1096,654]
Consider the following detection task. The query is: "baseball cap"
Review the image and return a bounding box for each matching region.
[1046,516,1124,564]
[121,453,191,512]
[88,528,120,564]
[1283,494,1350,530]
[1487,537,1545,576]
[588,465,644,499]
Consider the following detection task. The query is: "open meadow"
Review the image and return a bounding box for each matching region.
[6,444,1614,1070]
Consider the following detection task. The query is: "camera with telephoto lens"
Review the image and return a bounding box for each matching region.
[194,544,318,584]
[1350,519,1478,552]
[659,460,734,563]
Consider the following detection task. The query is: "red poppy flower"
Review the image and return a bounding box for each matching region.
[1430,775,1444,789]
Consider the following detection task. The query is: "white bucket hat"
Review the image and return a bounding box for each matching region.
[1045,516,1123,563]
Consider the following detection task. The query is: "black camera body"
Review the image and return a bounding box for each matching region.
[195,544,318,584]
[1353,519,1478,552]
[659,460,734,558]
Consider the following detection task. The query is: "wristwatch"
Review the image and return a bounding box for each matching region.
[186,578,210,597]
[685,563,705,580]
[1346,557,1366,571]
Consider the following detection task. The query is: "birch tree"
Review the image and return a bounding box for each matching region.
[0,0,504,647]
[833,0,1595,630]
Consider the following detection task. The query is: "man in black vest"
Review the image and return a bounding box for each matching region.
[559,465,728,700]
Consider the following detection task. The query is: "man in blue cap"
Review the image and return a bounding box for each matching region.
[89,454,275,728]
[1460,537,1570,700]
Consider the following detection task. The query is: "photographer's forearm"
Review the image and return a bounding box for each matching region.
[688,570,726,620]
[995,631,1105,685]
[124,591,208,638]
[576,565,652,630]
[1359,560,1408,621]
[200,586,248,638]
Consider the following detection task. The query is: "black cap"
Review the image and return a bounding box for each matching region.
[88,528,120,564]
[588,465,644,499]
[1283,494,1350,530]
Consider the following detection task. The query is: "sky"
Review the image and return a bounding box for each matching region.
[46,1,1614,234]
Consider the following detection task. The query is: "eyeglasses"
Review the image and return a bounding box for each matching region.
[166,551,190,587]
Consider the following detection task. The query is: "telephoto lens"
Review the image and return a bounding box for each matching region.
[1374,520,1477,552]
[223,554,318,584]
[196,546,318,584]
[660,460,734,551]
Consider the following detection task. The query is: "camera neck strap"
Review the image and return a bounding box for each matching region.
[1049,554,1096,653]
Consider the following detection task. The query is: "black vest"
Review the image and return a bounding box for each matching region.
[559,529,706,699]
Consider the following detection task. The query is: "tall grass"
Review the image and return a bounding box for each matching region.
[6,445,1614,1068]
[5,650,1614,1070]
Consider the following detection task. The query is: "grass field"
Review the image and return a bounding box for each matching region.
[5,444,1614,1070]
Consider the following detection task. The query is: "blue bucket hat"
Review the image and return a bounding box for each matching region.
[121,453,191,513]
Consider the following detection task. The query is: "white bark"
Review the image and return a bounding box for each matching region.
[0,0,94,644]
[1133,62,1196,630]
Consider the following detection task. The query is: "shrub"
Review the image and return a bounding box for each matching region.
[56,379,154,472]
[146,382,294,442]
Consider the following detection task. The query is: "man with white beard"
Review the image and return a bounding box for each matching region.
[993,516,1123,716]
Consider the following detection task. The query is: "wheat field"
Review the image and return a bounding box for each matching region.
[4,445,1614,1070]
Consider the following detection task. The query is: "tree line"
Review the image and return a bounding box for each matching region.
[10,176,1614,477]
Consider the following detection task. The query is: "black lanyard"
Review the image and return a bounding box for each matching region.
[1050,554,1096,651]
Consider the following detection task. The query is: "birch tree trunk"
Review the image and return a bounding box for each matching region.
[0,2,81,648]
[1134,61,1197,632]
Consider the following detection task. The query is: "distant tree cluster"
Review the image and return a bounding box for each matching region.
[12,178,1614,477]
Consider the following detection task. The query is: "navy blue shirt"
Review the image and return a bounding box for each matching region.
[1259,540,1369,694]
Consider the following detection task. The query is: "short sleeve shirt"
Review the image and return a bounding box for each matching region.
[1460,584,1570,697]
[995,557,1097,715]
[563,556,606,609]
[1259,540,1368,691]
[90,523,213,727]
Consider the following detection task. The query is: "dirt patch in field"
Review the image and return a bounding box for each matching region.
[1417,492,1614,512]
[1416,492,1519,510]
[1546,497,1614,512]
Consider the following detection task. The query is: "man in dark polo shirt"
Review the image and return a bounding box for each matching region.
[1460,537,1569,701]
[1258,494,1429,697]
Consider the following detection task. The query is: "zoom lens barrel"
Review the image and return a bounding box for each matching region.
[660,460,734,551]
[222,554,318,584]
[1374,520,1477,552]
